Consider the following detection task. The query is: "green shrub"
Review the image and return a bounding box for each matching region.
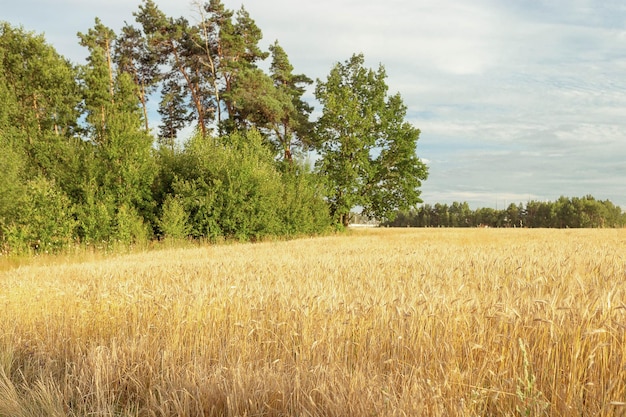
[278,164,331,236]
[158,195,191,240]
[175,129,283,241]
[76,183,114,244]
[113,204,149,245]
[4,176,76,254]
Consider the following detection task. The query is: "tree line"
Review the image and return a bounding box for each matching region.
[0,0,428,254]
[384,196,626,228]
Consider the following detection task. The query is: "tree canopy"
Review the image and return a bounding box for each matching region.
[1,3,344,253]
[384,196,626,228]
[315,54,428,226]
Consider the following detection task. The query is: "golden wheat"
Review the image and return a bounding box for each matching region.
[0,228,625,416]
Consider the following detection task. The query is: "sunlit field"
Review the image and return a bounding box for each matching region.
[1,228,625,416]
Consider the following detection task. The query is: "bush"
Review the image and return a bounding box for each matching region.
[167,129,332,241]
[278,163,331,236]
[114,204,151,245]
[158,195,191,240]
[3,176,77,254]
[175,129,283,241]
[76,183,114,244]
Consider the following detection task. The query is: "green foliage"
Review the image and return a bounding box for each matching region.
[158,195,191,240]
[0,24,83,201]
[314,54,428,226]
[172,176,221,239]
[173,129,283,241]
[0,21,81,185]
[264,41,314,161]
[3,10,436,253]
[76,20,157,244]
[218,5,269,128]
[76,182,114,243]
[278,163,331,235]
[385,196,626,228]
[114,204,150,245]
[114,23,161,133]
[78,18,117,142]
[97,97,157,221]
[3,177,76,254]
[0,61,25,234]
[76,184,150,246]
[0,22,80,135]
[0,136,25,237]
[230,67,286,131]
[165,129,330,241]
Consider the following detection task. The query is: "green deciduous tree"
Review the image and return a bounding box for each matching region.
[0,64,26,239]
[165,128,329,241]
[0,22,82,191]
[0,23,87,252]
[0,23,80,142]
[315,54,428,226]
[0,138,25,247]
[278,163,330,235]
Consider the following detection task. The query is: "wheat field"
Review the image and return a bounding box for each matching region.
[0,228,625,416]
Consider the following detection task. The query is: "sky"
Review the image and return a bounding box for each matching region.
[4,0,626,209]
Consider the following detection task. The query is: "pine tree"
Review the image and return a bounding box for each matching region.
[268,41,314,162]
[114,23,161,133]
[135,0,216,138]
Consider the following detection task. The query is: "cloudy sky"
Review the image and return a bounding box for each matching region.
[4,0,626,208]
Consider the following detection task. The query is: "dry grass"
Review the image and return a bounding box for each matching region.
[1,228,625,416]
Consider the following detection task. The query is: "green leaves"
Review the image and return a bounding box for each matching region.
[158,195,191,240]
[74,19,158,245]
[0,134,25,238]
[0,22,80,157]
[314,54,428,226]
[4,177,77,253]
[162,129,329,241]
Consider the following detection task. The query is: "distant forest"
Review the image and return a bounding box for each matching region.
[384,196,626,228]
[0,1,623,255]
